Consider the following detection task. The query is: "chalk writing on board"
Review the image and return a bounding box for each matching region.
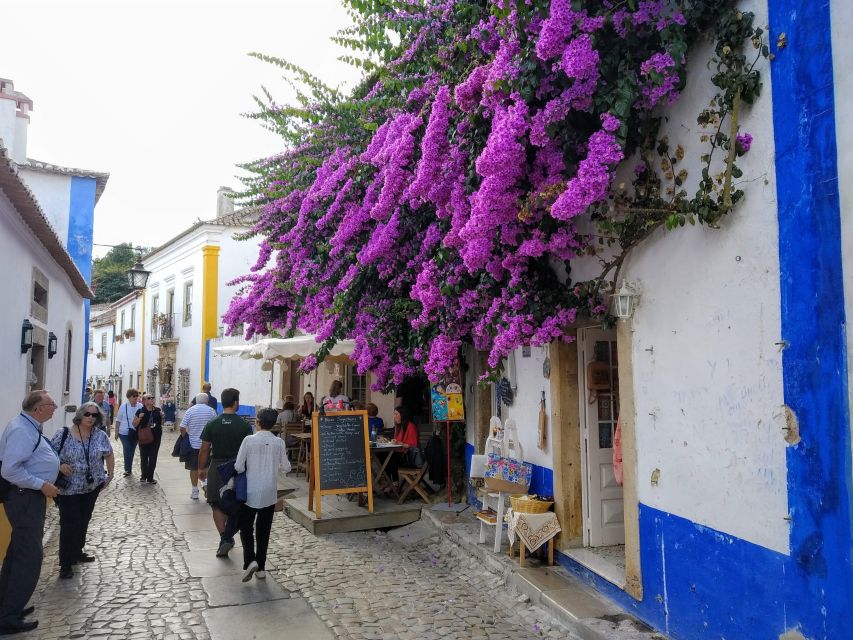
[316,413,368,491]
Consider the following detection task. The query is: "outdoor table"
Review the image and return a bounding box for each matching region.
[369,442,406,498]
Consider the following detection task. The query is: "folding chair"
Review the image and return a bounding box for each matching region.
[284,422,304,473]
[397,426,432,505]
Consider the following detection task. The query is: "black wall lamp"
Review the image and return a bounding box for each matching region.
[21,319,33,354]
[48,332,58,359]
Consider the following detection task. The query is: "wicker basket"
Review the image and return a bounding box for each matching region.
[510,494,554,514]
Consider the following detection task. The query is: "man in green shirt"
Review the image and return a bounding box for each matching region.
[198,387,252,558]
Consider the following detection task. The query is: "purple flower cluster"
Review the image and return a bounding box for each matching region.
[638,51,681,109]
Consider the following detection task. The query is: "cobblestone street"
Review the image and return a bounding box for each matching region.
[19,431,582,640]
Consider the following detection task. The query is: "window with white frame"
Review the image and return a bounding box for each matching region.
[101,332,107,355]
[130,303,136,337]
[88,330,94,352]
[120,310,126,334]
[183,281,193,326]
[348,366,367,407]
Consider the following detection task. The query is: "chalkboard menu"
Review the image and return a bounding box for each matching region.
[311,410,373,517]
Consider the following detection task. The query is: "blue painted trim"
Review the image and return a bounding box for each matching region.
[69,176,97,403]
[68,177,96,283]
[81,299,90,402]
[769,0,853,636]
[204,340,211,383]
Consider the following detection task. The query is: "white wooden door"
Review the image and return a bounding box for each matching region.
[579,328,625,547]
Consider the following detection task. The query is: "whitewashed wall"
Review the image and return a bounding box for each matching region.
[832,1,853,476]
[111,293,145,393]
[86,323,114,388]
[0,190,85,437]
[614,0,788,554]
[500,346,553,468]
[17,170,71,247]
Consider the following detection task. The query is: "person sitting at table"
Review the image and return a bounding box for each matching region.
[275,396,297,431]
[386,406,419,484]
[321,380,350,413]
[299,392,316,421]
[366,403,384,440]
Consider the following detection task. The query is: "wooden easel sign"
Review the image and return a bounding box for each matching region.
[311,410,373,518]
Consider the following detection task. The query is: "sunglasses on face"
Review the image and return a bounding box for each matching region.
[82,412,99,418]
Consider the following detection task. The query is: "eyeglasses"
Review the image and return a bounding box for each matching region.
[82,412,99,418]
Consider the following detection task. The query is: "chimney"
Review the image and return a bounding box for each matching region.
[216,186,235,219]
[0,79,32,163]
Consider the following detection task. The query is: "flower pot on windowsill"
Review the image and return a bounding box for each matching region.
[123,330,135,339]
[115,335,123,343]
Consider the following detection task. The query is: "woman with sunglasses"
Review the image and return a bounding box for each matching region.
[114,389,143,477]
[51,402,114,579]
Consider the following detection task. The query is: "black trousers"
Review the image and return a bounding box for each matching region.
[238,504,275,570]
[0,489,46,624]
[56,485,102,568]
[139,428,163,481]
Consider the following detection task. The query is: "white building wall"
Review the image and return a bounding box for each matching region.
[0,190,86,437]
[216,231,259,324]
[86,323,114,389]
[500,347,553,469]
[17,169,72,246]
[612,0,787,554]
[111,294,145,393]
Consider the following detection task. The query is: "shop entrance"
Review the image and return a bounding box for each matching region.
[579,328,624,548]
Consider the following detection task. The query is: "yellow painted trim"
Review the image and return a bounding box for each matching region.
[200,245,220,387]
[0,506,10,563]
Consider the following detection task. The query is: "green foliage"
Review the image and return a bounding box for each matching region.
[91,243,138,304]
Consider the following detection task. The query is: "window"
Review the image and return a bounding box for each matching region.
[31,267,49,323]
[88,330,94,352]
[177,368,191,409]
[130,304,136,334]
[137,371,142,391]
[100,332,107,355]
[120,310,126,333]
[183,281,193,326]
[147,368,158,397]
[151,295,159,322]
[348,367,367,407]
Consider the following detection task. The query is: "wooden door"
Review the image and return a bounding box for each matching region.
[579,328,625,547]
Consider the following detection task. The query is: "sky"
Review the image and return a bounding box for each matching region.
[0,0,360,257]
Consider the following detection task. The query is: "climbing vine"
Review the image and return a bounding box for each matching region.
[226,0,769,390]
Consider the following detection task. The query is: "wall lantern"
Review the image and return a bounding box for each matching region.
[21,319,34,354]
[612,281,641,320]
[127,260,151,290]
[47,332,58,359]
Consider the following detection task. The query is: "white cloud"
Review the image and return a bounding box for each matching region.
[0,0,359,256]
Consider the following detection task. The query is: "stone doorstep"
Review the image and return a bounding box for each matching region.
[420,508,666,640]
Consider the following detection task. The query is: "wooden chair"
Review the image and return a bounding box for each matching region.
[283,422,304,474]
[397,426,432,505]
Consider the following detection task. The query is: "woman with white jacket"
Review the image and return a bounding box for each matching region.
[234,408,291,581]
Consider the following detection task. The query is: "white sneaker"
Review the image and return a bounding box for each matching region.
[242,561,258,582]
[255,570,266,579]
[191,487,199,500]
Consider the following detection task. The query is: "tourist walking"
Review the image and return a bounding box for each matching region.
[180,393,216,500]
[162,395,177,431]
[198,388,252,558]
[191,382,218,412]
[92,389,111,434]
[0,390,60,635]
[114,389,143,477]
[234,408,291,581]
[107,390,116,424]
[133,394,163,484]
[51,403,114,579]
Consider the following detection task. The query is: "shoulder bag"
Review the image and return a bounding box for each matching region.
[136,409,154,445]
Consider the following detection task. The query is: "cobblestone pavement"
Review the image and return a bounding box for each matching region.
[23,430,581,640]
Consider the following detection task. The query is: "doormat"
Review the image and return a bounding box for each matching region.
[431,502,469,513]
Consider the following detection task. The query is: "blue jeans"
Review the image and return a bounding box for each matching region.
[119,430,138,474]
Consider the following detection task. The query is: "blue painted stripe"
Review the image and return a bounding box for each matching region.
[81,299,90,402]
[68,177,96,283]
[769,0,853,636]
[204,340,211,383]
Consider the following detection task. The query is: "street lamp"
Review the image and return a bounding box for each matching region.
[21,319,33,354]
[127,259,151,290]
[612,281,641,320]
[47,332,58,359]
